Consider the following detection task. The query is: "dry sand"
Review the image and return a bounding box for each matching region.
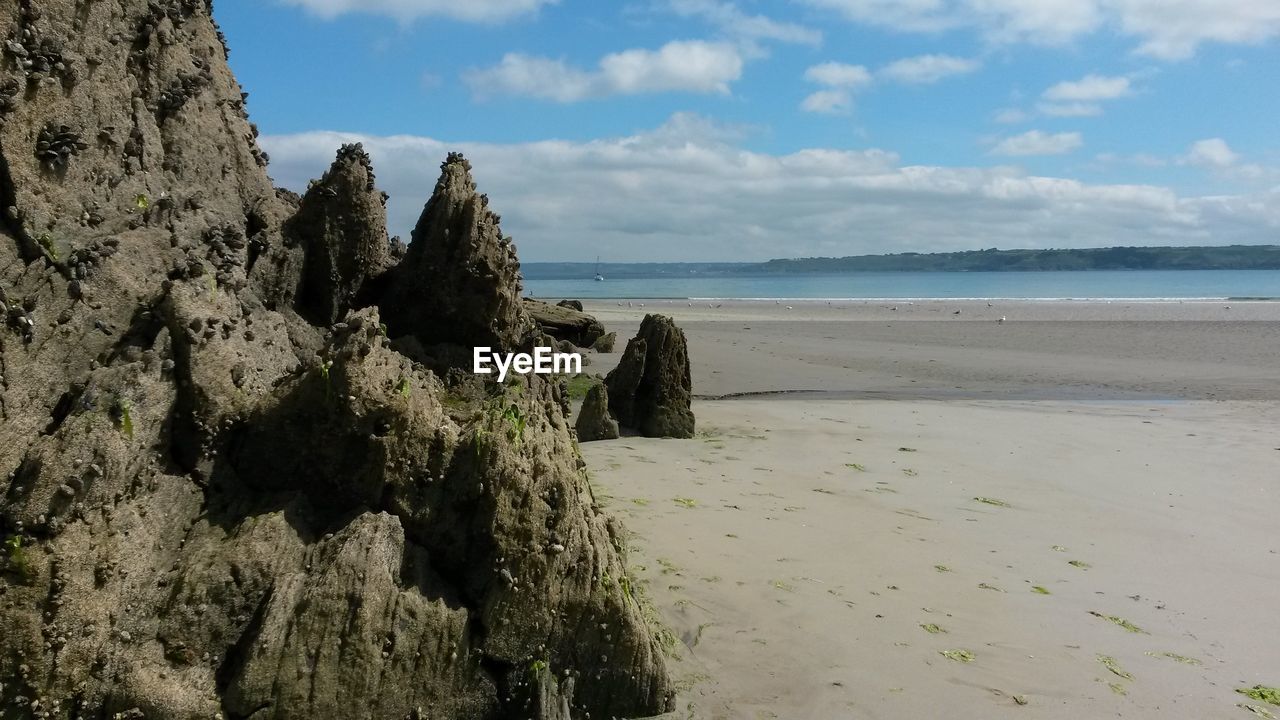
[575,301,1280,719]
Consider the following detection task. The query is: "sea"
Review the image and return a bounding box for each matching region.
[524,269,1280,301]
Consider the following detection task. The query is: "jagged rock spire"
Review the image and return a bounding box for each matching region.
[381,152,533,350]
[288,143,393,324]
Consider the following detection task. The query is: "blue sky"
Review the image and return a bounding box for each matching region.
[217,1,1280,261]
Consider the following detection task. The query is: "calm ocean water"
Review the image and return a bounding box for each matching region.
[526,270,1280,301]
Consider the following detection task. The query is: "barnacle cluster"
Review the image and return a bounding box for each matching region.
[35,124,89,169]
[4,5,77,87]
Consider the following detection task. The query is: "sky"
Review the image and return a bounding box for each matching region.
[217,0,1280,262]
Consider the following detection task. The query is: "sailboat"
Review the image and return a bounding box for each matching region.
[593,256,605,282]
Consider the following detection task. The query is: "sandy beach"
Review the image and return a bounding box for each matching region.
[576,301,1280,719]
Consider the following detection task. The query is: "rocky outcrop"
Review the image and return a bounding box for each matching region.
[287,143,396,324]
[605,314,695,439]
[592,331,617,353]
[0,3,672,719]
[526,298,607,349]
[556,299,583,311]
[575,380,620,442]
[0,1,287,273]
[604,336,648,431]
[382,153,534,351]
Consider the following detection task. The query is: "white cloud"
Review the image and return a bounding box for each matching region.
[278,0,557,23]
[796,0,958,33]
[1043,74,1132,101]
[878,54,982,84]
[994,108,1030,124]
[800,62,873,114]
[1094,152,1168,168]
[1031,74,1132,119]
[464,41,743,101]
[1185,138,1240,168]
[260,116,1279,261]
[1180,138,1272,182]
[666,0,822,46]
[1112,0,1280,59]
[797,0,1280,59]
[804,62,874,88]
[801,89,856,114]
[991,130,1084,156]
[799,55,978,116]
[1091,140,1273,183]
[796,0,1101,43]
[1037,102,1103,117]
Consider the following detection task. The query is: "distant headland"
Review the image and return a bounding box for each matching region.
[524,245,1280,278]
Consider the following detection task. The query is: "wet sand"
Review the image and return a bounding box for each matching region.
[585,300,1280,401]
[575,301,1280,719]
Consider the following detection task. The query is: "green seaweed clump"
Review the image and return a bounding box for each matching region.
[36,232,59,261]
[1031,585,1051,595]
[1145,651,1201,665]
[110,396,134,439]
[1088,611,1147,634]
[920,624,946,634]
[501,404,526,444]
[939,649,975,663]
[1098,655,1132,680]
[1237,687,1280,707]
[974,497,1011,508]
[317,360,334,400]
[3,535,36,584]
[563,374,597,400]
